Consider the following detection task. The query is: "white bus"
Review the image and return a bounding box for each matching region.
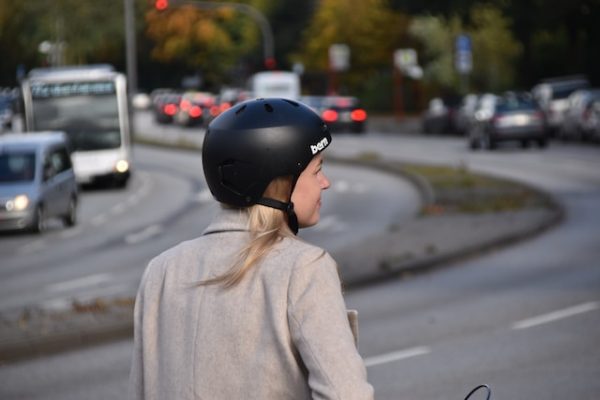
[249,71,300,101]
[21,65,132,187]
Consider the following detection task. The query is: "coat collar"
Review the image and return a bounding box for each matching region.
[202,207,250,236]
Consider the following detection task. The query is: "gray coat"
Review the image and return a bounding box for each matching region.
[129,208,374,399]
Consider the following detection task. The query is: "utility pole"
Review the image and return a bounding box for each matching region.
[124,0,138,96]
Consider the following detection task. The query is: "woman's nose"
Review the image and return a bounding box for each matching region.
[321,173,331,190]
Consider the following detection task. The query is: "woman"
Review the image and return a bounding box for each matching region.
[129,98,374,399]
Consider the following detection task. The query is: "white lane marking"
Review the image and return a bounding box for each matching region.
[60,226,83,239]
[91,214,108,226]
[512,301,600,330]
[18,239,46,254]
[194,189,214,203]
[45,273,112,293]
[364,346,431,368]
[41,297,72,311]
[334,180,350,193]
[125,224,162,244]
[110,203,127,214]
[311,215,347,233]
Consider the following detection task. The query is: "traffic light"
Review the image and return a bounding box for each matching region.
[265,57,277,70]
[155,0,168,11]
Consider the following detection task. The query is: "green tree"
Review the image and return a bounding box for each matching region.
[410,4,521,95]
[295,0,410,95]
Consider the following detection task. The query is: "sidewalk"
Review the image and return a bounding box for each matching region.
[0,118,563,363]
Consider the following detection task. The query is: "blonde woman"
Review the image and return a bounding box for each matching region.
[129,98,374,399]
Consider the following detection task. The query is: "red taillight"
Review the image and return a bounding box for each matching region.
[164,103,178,116]
[220,102,232,112]
[351,109,367,122]
[189,106,202,118]
[210,105,220,117]
[322,109,338,122]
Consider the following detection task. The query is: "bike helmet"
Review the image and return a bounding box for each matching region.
[202,98,332,233]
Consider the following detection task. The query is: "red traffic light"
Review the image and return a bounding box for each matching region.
[264,57,277,70]
[155,0,168,11]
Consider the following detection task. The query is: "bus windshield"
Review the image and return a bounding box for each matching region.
[30,81,121,151]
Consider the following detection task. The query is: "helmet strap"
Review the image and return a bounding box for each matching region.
[256,197,299,235]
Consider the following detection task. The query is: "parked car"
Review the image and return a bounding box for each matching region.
[559,88,600,141]
[454,93,480,135]
[0,132,78,233]
[301,95,368,133]
[581,99,600,142]
[469,93,547,150]
[532,75,589,136]
[0,95,15,131]
[421,96,461,134]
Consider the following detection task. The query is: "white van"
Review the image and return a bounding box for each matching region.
[249,71,300,101]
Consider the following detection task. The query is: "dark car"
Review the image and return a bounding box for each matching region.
[421,96,461,134]
[152,93,182,124]
[175,91,218,127]
[301,95,367,133]
[468,93,547,150]
[0,132,78,233]
[0,95,15,131]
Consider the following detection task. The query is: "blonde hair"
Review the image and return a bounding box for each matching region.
[200,176,295,288]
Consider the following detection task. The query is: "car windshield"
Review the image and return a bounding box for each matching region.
[496,98,538,112]
[0,97,12,111]
[31,82,121,151]
[0,152,36,183]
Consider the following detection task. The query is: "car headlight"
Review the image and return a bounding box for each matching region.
[6,195,29,211]
[115,160,129,173]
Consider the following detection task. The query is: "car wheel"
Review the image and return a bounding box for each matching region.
[521,140,530,148]
[469,138,479,150]
[63,197,77,227]
[481,134,495,150]
[31,205,46,234]
[538,138,548,148]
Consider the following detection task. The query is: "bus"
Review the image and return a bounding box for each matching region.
[21,65,132,187]
[248,71,300,101]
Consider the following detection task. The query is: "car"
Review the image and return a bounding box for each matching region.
[581,99,600,142]
[559,88,600,141]
[0,95,15,131]
[301,95,368,133]
[0,132,78,233]
[532,75,590,136]
[152,92,182,124]
[454,93,480,136]
[468,93,548,150]
[421,95,461,134]
[175,91,217,127]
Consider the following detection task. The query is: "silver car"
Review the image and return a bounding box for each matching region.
[0,132,78,233]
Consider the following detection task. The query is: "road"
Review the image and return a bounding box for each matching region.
[1,126,599,399]
[0,143,419,314]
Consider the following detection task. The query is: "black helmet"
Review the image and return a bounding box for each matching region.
[202,98,331,233]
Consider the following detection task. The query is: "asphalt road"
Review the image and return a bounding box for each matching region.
[1,126,599,399]
[0,142,419,313]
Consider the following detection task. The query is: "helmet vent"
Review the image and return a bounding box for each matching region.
[283,99,299,107]
[235,105,247,115]
[264,103,274,112]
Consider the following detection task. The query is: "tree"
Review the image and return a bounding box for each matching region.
[410,4,522,95]
[295,0,410,95]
